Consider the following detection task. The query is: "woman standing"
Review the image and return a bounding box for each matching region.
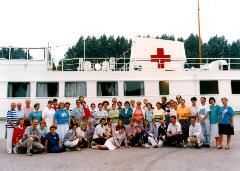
[54,102,70,142]
[133,101,144,126]
[217,98,234,149]
[209,97,221,148]
[42,100,55,130]
[119,101,133,131]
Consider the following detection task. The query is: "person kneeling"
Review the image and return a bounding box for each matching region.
[45,125,64,153]
[188,116,204,149]
[95,126,128,150]
[63,124,81,151]
[166,116,183,148]
[20,119,44,156]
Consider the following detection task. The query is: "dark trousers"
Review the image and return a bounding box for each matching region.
[166,134,182,146]
[179,119,190,143]
[93,137,106,145]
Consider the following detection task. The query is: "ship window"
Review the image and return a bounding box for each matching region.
[124,81,144,96]
[159,81,169,95]
[36,82,59,97]
[200,81,219,94]
[8,82,30,97]
[65,82,87,97]
[97,82,118,96]
[231,80,240,94]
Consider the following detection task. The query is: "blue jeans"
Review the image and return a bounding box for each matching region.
[201,119,210,145]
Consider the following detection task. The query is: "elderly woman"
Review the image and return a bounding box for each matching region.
[217,98,235,149]
[54,102,70,142]
[119,101,133,131]
[133,101,144,126]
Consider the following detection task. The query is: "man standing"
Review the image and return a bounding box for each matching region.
[23,99,33,126]
[6,102,18,153]
[16,102,24,119]
[198,97,211,148]
[72,100,84,125]
[21,119,44,156]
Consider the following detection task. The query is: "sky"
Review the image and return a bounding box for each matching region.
[0,0,239,61]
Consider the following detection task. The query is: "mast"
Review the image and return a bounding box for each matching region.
[198,0,202,64]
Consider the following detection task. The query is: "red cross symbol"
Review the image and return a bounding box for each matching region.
[150,48,171,69]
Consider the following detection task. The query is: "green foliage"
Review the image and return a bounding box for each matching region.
[0,48,31,59]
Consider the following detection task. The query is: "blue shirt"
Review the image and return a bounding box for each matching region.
[145,110,153,123]
[210,105,221,124]
[29,111,42,123]
[72,106,84,120]
[6,110,18,128]
[45,132,61,153]
[54,109,69,125]
[17,109,25,118]
[219,106,234,125]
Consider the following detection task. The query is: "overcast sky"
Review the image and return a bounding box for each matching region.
[0,0,239,60]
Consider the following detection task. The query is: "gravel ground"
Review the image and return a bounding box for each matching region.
[0,132,239,171]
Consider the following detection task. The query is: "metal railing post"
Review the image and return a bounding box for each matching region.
[61,60,64,71]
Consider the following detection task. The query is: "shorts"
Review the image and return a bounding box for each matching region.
[219,124,234,135]
[104,140,116,151]
[211,124,219,138]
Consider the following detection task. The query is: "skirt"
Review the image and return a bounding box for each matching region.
[211,124,219,138]
[219,124,234,135]
[104,139,116,151]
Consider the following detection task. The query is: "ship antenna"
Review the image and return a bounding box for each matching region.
[198,0,202,64]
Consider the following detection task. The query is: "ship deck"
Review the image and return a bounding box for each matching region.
[0,134,239,171]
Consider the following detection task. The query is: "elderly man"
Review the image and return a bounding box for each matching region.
[16,102,24,119]
[21,119,44,156]
[6,102,18,153]
[23,99,33,126]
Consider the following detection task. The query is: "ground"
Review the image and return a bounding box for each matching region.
[0,133,239,171]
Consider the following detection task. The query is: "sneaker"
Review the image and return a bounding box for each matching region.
[75,147,81,151]
[65,148,70,152]
[91,145,98,149]
[205,144,210,148]
[27,151,32,156]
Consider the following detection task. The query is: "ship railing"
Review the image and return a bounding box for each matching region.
[53,57,240,71]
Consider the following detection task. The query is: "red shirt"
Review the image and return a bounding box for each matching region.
[12,125,26,145]
[83,108,91,119]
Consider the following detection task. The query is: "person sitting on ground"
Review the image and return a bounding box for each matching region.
[115,119,125,131]
[76,123,89,148]
[21,119,44,156]
[86,119,95,146]
[166,115,183,148]
[12,117,26,153]
[63,124,81,151]
[188,116,204,149]
[45,125,64,153]
[39,121,48,145]
[127,119,136,141]
[105,118,115,137]
[157,119,167,146]
[94,126,128,150]
[92,118,108,146]
[128,126,144,147]
[142,120,158,148]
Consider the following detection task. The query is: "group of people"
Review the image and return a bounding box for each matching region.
[6,95,235,156]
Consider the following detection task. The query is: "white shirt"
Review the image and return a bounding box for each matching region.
[76,127,86,137]
[42,107,55,129]
[190,105,199,116]
[199,104,210,118]
[170,108,177,116]
[189,123,202,137]
[93,124,106,139]
[167,122,181,134]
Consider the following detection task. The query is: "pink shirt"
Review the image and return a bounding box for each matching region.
[23,107,33,119]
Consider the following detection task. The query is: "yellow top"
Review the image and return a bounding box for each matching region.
[177,106,191,120]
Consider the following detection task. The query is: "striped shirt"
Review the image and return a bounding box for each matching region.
[6,110,18,128]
